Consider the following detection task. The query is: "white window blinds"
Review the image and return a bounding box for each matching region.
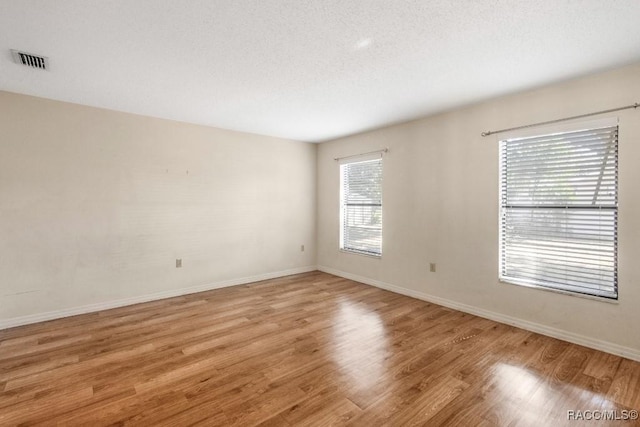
[499,124,618,299]
[340,158,383,256]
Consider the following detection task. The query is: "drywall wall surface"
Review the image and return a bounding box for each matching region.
[0,91,317,322]
[317,62,640,354]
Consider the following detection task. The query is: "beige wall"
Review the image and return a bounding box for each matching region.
[317,63,640,356]
[0,91,317,323]
[2,63,639,357]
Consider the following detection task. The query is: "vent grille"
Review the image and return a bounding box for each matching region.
[11,50,49,70]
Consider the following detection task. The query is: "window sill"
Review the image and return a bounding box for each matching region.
[499,278,619,304]
[339,249,382,259]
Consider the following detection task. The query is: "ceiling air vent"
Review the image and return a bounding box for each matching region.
[11,49,49,70]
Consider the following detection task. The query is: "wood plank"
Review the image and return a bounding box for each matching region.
[609,358,640,409]
[0,271,638,426]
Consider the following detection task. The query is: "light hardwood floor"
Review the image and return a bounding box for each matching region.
[1,271,639,426]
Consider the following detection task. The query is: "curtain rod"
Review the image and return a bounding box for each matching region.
[334,148,389,161]
[481,103,639,137]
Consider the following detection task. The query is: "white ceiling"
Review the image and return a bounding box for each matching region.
[1,1,640,142]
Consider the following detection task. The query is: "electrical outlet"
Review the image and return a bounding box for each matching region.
[176,259,182,268]
[429,263,436,273]
[301,245,305,252]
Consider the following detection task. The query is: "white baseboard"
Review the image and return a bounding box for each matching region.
[6,264,639,362]
[0,266,317,330]
[318,265,640,362]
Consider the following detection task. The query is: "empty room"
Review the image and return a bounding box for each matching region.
[1,1,640,426]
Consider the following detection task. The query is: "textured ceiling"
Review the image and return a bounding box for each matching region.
[1,1,640,142]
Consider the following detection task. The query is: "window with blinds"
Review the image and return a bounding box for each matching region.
[499,124,618,299]
[340,158,383,256]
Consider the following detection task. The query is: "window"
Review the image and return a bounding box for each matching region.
[499,122,618,299]
[340,157,383,256]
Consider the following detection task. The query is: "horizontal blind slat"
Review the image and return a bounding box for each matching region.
[500,125,618,299]
[340,158,383,256]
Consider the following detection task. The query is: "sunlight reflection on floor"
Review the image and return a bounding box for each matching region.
[493,363,618,425]
[331,299,389,390]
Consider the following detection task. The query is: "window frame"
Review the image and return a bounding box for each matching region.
[339,156,383,258]
[498,119,619,301]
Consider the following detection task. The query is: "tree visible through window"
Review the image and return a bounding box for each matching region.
[340,158,383,256]
[499,123,618,299]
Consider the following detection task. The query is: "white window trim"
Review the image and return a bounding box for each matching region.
[339,155,383,258]
[498,117,619,301]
